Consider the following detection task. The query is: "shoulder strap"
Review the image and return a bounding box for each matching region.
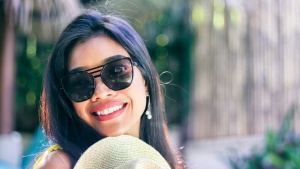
[33,145,63,168]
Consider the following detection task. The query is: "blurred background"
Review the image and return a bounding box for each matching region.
[1,0,300,168]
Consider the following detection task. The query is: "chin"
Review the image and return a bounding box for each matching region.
[98,130,126,137]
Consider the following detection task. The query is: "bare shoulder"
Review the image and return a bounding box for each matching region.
[34,150,72,169]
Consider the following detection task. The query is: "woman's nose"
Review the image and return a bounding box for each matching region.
[90,78,116,101]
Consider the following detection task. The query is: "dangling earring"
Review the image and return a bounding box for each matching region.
[145,92,152,120]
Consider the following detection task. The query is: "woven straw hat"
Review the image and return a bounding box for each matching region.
[74,135,171,169]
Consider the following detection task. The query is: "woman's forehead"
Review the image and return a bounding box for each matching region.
[68,36,130,70]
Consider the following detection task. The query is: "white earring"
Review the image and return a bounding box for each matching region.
[145,92,152,120]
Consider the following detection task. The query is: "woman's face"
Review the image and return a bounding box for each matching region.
[68,36,147,137]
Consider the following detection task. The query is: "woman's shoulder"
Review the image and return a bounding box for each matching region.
[34,145,71,169]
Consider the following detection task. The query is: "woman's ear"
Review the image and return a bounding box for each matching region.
[144,84,148,93]
[137,65,148,89]
[143,76,148,90]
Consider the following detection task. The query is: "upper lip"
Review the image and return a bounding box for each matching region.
[89,102,126,114]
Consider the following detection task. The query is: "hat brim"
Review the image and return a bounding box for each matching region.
[74,135,171,169]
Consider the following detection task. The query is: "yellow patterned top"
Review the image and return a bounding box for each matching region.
[33,144,63,169]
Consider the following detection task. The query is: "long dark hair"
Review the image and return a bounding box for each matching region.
[40,10,180,168]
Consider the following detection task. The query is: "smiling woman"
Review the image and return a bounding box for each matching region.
[33,10,183,169]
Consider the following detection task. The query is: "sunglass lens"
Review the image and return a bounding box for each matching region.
[62,72,95,102]
[101,58,133,90]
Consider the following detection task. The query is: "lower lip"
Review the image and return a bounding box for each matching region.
[92,104,126,121]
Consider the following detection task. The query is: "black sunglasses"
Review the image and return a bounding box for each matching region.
[61,57,138,102]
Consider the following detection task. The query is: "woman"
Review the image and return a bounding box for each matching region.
[34,10,181,168]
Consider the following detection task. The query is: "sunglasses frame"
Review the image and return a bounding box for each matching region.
[61,57,138,102]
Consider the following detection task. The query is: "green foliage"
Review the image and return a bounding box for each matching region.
[229,106,300,169]
[15,34,51,132]
[136,0,193,124]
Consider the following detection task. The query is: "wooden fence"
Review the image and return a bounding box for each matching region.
[190,0,300,139]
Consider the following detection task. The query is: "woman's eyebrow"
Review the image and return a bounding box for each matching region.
[68,67,85,74]
[68,55,128,73]
[102,55,127,63]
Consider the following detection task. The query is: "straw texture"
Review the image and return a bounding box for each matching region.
[74,135,171,169]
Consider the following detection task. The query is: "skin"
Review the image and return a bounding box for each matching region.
[35,36,147,168]
[34,151,71,169]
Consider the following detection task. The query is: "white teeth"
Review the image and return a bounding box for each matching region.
[94,105,123,116]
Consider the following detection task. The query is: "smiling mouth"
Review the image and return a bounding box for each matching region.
[92,104,125,116]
